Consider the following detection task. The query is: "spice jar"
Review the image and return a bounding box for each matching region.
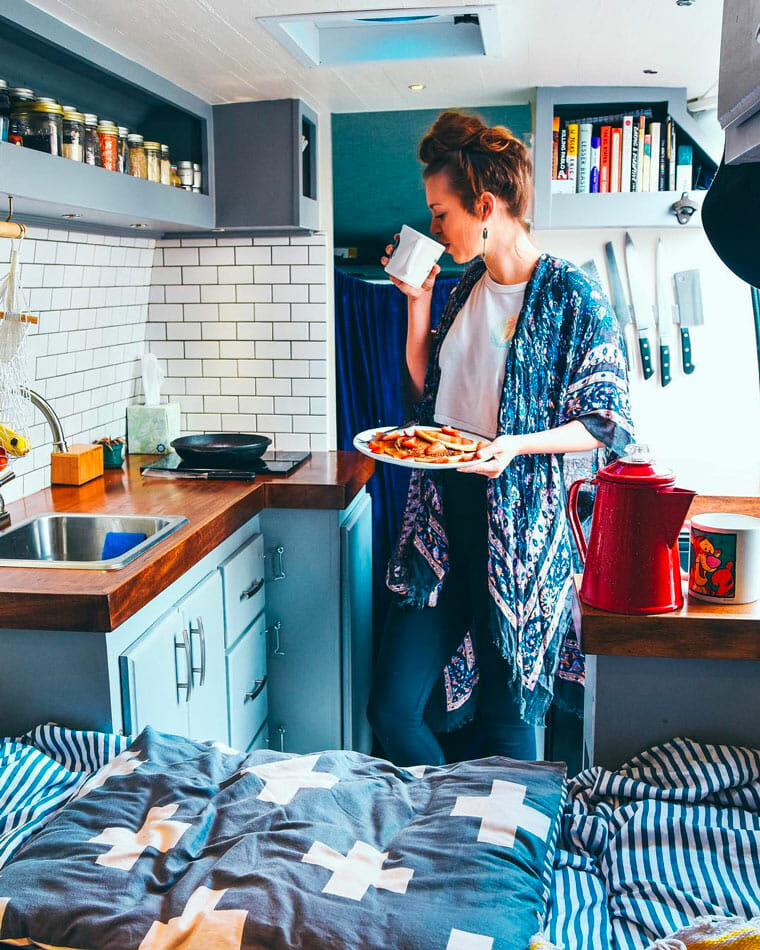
[170,163,181,188]
[176,160,193,190]
[127,133,147,178]
[7,88,35,145]
[192,162,202,193]
[143,141,161,183]
[11,99,63,154]
[97,119,119,171]
[83,113,102,166]
[160,144,172,186]
[0,80,9,143]
[61,108,85,161]
[117,126,129,173]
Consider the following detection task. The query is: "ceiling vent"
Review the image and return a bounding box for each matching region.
[258,6,502,68]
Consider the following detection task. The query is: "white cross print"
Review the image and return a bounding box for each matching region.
[302,840,414,901]
[89,803,191,870]
[73,749,146,801]
[139,886,247,950]
[451,779,551,848]
[403,765,427,778]
[447,929,494,950]
[243,753,338,805]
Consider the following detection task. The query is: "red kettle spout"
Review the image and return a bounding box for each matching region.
[658,486,696,546]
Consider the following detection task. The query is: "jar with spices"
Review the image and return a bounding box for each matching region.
[7,88,34,145]
[127,133,147,178]
[83,113,102,166]
[170,163,181,188]
[97,119,119,171]
[11,99,63,154]
[160,144,172,186]
[117,126,129,173]
[0,80,9,143]
[143,141,161,183]
[192,162,202,193]
[176,160,193,190]
[61,108,85,162]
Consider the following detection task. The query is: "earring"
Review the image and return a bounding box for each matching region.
[481,227,488,260]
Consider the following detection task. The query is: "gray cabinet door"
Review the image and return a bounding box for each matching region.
[120,608,189,738]
[182,571,228,744]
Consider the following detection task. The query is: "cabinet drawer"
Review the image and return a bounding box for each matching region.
[227,615,268,752]
[220,532,266,647]
[247,720,269,753]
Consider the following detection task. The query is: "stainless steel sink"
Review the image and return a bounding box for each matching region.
[0,512,188,570]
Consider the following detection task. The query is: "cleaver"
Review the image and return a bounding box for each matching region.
[673,269,704,374]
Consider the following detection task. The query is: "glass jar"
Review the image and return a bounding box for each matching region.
[170,163,181,188]
[83,113,102,166]
[117,126,129,173]
[160,144,172,186]
[0,80,9,143]
[10,99,63,154]
[192,162,202,193]
[97,119,119,171]
[143,141,161,183]
[61,108,85,162]
[176,160,193,190]
[127,133,147,178]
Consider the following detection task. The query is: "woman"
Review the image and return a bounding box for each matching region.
[367,111,634,766]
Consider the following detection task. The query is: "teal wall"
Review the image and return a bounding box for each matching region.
[332,104,532,267]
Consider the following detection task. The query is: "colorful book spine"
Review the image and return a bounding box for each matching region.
[552,116,560,180]
[577,123,593,193]
[566,122,579,192]
[554,123,569,193]
[649,122,661,192]
[630,117,640,191]
[600,125,612,193]
[621,116,633,193]
[610,127,622,193]
[642,134,651,192]
[637,115,646,191]
[590,136,601,193]
[668,118,677,191]
[658,126,667,191]
[676,144,693,192]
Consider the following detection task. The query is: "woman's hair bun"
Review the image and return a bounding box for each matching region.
[418,110,519,163]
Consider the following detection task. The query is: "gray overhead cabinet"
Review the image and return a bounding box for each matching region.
[212,98,319,234]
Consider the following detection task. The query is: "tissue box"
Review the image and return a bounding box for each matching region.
[126,404,180,455]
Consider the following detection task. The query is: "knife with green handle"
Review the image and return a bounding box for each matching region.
[673,269,703,374]
[655,239,673,386]
[624,232,654,380]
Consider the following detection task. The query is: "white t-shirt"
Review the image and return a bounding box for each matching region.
[434,272,526,440]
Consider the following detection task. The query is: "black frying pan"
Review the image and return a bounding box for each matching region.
[171,433,272,465]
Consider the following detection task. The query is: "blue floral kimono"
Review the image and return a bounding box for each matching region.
[386,253,634,726]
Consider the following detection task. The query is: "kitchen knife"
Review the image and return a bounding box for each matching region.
[655,239,674,386]
[142,469,256,481]
[623,232,654,380]
[603,242,632,370]
[673,269,704,374]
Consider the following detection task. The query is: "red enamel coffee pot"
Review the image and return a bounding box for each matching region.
[567,444,696,613]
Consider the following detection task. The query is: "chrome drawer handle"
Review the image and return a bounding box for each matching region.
[189,616,206,687]
[267,620,284,656]
[241,578,264,600]
[174,627,192,702]
[245,676,267,703]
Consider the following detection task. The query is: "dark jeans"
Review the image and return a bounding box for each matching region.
[368,471,537,766]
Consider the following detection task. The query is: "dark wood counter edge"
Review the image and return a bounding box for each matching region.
[0,452,375,633]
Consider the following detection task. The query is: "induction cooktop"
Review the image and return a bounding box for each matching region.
[141,451,311,481]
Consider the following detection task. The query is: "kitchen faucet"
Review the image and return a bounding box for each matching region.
[0,390,68,531]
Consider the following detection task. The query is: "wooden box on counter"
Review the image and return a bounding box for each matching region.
[51,444,104,486]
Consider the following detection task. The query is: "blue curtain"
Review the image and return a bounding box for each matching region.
[334,267,459,651]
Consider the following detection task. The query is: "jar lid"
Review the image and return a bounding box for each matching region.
[16,100,64,115]
[127,133,144,144]
[83,113,98,125]
[9,87,34,99]
[0,80,7,90]
[143,141,161,150]
[97,121,117,131]
[192,163,200,169]
[117,126,129,136]
[160,144,169,154]
[35,96,59,105]
[63,110,85,123]
[595,443,675,487]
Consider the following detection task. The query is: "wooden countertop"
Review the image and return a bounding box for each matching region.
[0,452,374,633]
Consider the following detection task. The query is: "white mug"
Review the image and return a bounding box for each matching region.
[688,512,760,604]
[384,225,445,289]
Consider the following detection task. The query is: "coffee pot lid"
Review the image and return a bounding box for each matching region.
[596,443,675,487]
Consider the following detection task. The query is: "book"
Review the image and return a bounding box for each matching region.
[566,122,579,191]
[590,136,601,193]
[649,122,661,192]
[621,116,633,193]
[667,117,677,191]
[637,115,646,191]
[577,122,593,193]
[630,118,640,191]
[552,116,560,180]
[642,134,651,192]
[658,126,667,191]
[570,108,654,126]
[600,125,612,193]
[676,144,693,191]
[553,122,571,193]
[610,127,622,193]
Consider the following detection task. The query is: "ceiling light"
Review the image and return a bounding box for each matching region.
[675,0,694,6]
[643,68,659,75]
[129,223,148,229]
[212,227,226,232]
[61,213,81,219]
[408,82,426,91]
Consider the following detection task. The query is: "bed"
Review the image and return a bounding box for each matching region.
[0,726,758,949]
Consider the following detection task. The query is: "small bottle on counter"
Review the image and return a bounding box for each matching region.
[192,162,202,193]
[117,126,129,173]
[176,160,193,190]
[83,113,102,166]
[160,143,172,186]
[0,80,9,142]
[61,107,85,161]
[97,119,119,171]
[127,133,147,178]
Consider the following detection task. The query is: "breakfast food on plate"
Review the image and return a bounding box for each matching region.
[366,425,487,464]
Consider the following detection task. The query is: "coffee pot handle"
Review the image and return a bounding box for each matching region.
[567,478,592,565]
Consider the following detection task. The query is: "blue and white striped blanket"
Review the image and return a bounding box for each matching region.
[546,736,760,950]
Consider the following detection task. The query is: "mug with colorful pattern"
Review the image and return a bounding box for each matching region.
[688,512,760,604]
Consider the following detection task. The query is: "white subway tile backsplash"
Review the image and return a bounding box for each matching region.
[235,246,271,265]
[200,246,235,266]
[182,266,218,285]
[257,378,292,396]
[164,247,199,266]
[166,284,201,303]
[256,341,291,359]
[218,265,253,285]
[273,284,309,303]
[201,284,237,303]
[290,265,325,283]
[272,246,309,265]
[253,265,290,284]
[254,303,290,322]
[237,284,272,303]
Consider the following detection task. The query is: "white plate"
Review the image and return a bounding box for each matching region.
[353,425,485,470]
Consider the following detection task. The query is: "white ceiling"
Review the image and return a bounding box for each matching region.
[28,0,723,113]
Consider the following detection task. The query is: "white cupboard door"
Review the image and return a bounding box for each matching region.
[182,571,227,743]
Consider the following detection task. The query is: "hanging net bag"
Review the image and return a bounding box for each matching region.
[0,232,34,447]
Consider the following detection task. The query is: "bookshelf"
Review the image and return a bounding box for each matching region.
[532,86,721,230]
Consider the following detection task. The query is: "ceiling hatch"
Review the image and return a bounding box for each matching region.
[258,6,502,68]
